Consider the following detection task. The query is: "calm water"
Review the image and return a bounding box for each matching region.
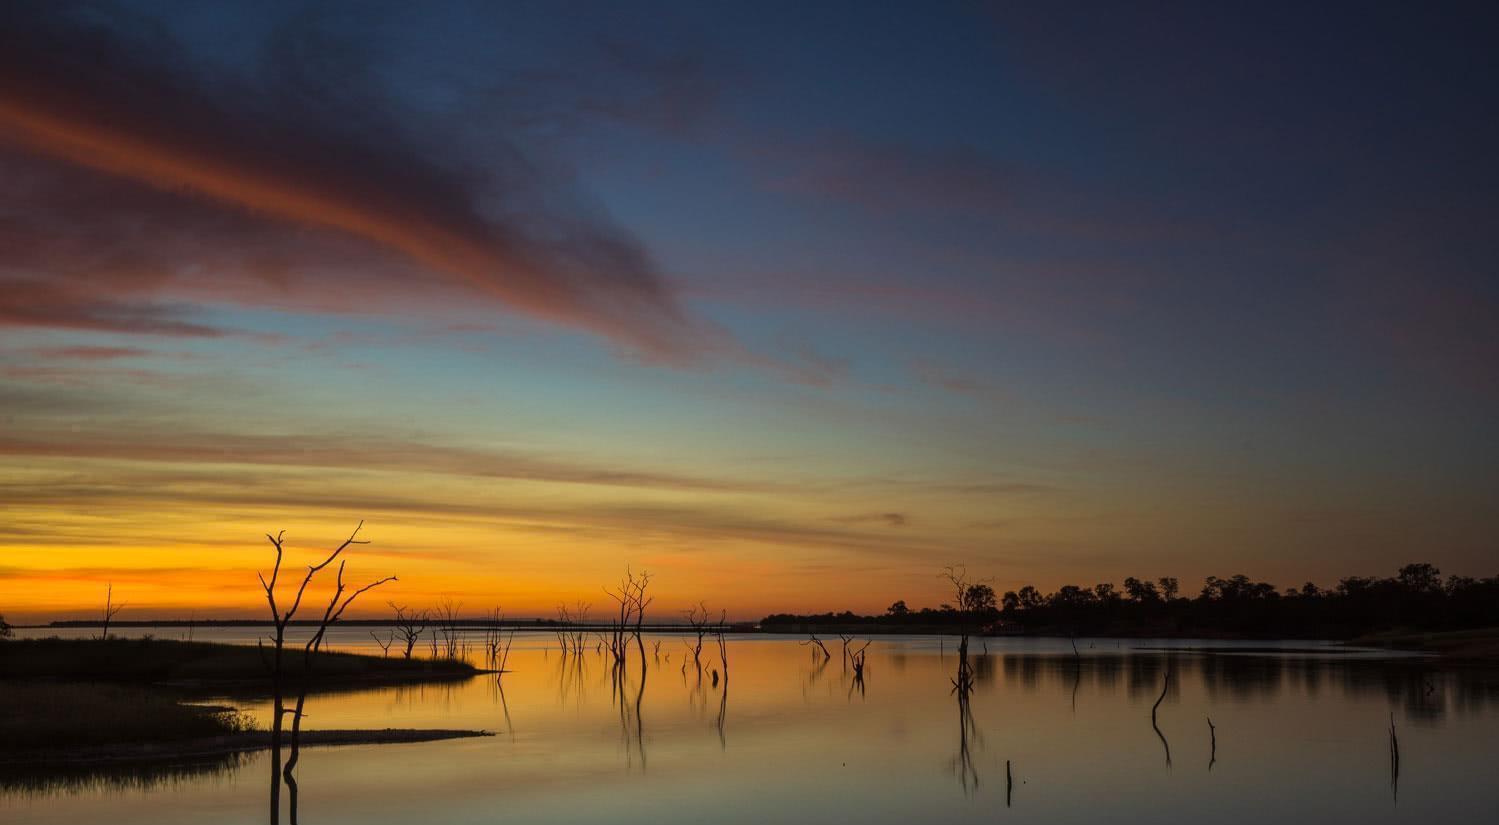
[5,628,1498,824]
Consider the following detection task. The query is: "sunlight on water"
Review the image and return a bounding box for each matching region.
[5,628,1497,824]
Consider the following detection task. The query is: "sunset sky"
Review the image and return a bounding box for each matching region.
[2,2,1496,622]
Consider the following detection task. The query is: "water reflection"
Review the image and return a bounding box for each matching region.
[1151,669,1173,767]
[7,634,1499,825]
[0,754,247,797]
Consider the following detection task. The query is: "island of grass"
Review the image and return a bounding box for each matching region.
[1,637,491,766]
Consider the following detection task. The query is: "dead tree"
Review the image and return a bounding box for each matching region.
[848,639,871,681]
[802,632,833,660]
[555,601,591,655]
[1151,668,1172,766]
[941,570,977,699]
[369,629,394,657]
[257,521,371,825]
[684,601,712,667]
[389,602,426,659]
[632,573,653,661]
[713,609,729,681]
[483,607,515,673]
[602,568,652,668]
[434,598,464,659]
[283,559,395,783]
[97,583,126,640]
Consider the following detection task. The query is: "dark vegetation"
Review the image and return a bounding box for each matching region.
[761,564,1499,640]
[0,637,478,685]
[0,682,252,750]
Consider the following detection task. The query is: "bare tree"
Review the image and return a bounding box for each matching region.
[555,600,591,655]
[848,639,871,683]
[713,609,729,681]
[283,560,395,783]
[684,601,712,667]
[801,632,832,660]
[389,602,426,659]
[483,607,515,672]
[369,629,395,657]
[1151,668,1172,766]
[942,565,979,696]
[97,583,126,640]
[602,568,651,667]
[256,521,373,825]
[434,598,463,659]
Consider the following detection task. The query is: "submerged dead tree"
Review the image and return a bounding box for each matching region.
[555,601,591,655]
[802,632,833,661]
[602,568,652,668]
[484,607,516,673]
[283,560,395,784]
[257,521,381,824]
[943,566,980,696]
[684,601,714,667]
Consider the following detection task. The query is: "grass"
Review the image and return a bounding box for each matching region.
[0,637,478,684]
[0,682,254,750]
[0,638,488,765]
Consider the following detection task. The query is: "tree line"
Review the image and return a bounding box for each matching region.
[759,564,1499,638]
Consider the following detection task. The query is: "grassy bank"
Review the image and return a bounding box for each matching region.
[0,680,489,765]
[0,639,489,763]
[0,682,253,750]
[1,637,478,685]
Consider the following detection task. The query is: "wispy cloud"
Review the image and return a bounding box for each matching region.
[0,427,770,494]
[0,4,699,358]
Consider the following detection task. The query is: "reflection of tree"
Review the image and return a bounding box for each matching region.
[950,686,981,795]
[490,674,515,742]
[801,650,831,700]
[1150,669,1172,767]
[610,645,647,771]
[1206,717,1216,771]
[716,677,728,750]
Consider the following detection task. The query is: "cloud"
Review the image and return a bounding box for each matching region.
[0,279,230,338]
[833,512,909,528]
[17,345,156,361]
[0,427,770,494]
[0,3,700,358]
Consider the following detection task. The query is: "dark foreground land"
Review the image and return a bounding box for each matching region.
[1,636,478,685]
[0,638,487,765]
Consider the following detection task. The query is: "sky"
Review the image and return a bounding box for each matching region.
[2,1,1497,622]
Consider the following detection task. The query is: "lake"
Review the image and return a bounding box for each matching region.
[5,628,1497,824]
